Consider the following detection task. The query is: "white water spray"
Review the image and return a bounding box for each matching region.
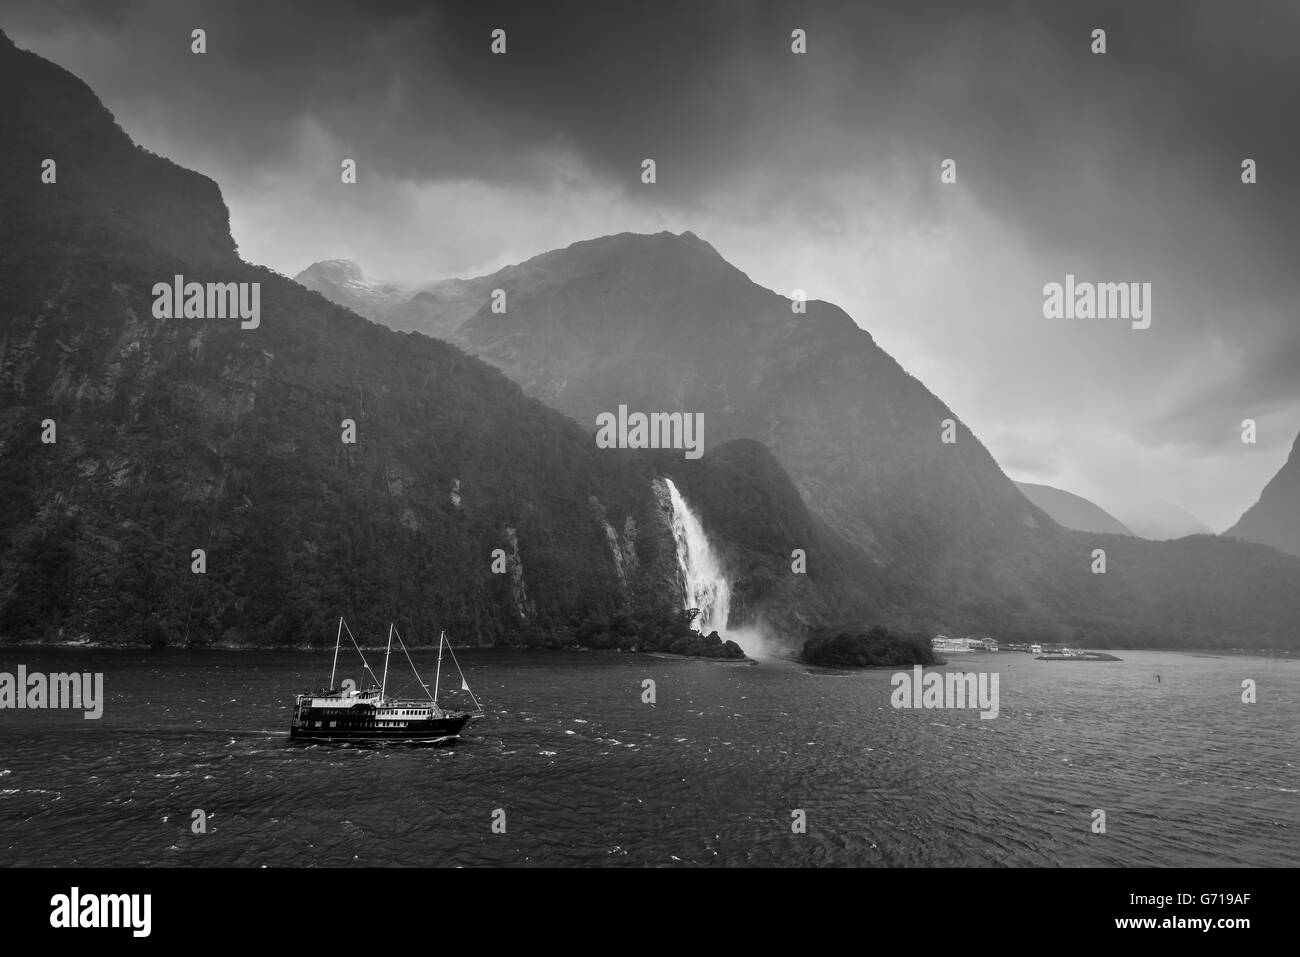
[663,477,733,640]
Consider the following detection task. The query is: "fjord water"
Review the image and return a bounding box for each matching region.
[0,649,1296,867]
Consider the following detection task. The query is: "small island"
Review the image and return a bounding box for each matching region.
[800,624,938,668]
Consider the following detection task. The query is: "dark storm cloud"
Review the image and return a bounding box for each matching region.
[8,1,1297,222]
[4,0,764,191]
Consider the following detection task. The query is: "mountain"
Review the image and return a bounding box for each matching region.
[295,260,488,342]
[1120,501,1214,541]
[1225,432,1300,557]
[293,259,409,321]
[297,236,1300,649]
[1014,482,1132,536]
[0,29,873,649]
[302,232,1050,622]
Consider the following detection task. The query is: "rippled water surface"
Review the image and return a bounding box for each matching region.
[0,648,1296,866]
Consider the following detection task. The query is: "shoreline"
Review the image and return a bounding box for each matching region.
[0,639,759,663]
[0,640,1294,661]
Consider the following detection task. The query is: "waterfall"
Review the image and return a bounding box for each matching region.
[663,478,732,638]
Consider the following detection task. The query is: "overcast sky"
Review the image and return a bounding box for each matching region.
[6,0,1298,530]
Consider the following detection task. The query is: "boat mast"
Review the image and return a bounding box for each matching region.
[433,630,445,703]
[381,622,394,699]
[342,619,384,690]
[444,637,483,715]
[329,616,343,688]
[392,626,436,703]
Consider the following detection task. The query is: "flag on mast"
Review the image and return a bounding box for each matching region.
[461,678,470,691]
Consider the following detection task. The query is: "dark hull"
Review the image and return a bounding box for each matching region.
[290,713,473,744]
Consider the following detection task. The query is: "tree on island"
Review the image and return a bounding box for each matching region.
[800,624,937,668]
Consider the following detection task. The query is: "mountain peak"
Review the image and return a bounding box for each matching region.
[541,229,727,264]
[298,259,367,283]
[293,259,410,319]
[1225,430,1300,556]
[675,229,724,257]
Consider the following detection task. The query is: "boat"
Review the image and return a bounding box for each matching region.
[291,618,484,744]
[1035,649,1123,662]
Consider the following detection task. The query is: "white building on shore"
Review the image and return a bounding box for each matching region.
[932,635,998,652]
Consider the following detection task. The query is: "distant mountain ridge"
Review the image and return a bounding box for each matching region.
[1225,433,1300,557]
[293,259,408,319]
[1014,482,1132,536]
[295,259,486,341]
[1120,501,1214,542]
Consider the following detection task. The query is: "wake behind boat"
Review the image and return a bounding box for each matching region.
[291,618,484,744]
